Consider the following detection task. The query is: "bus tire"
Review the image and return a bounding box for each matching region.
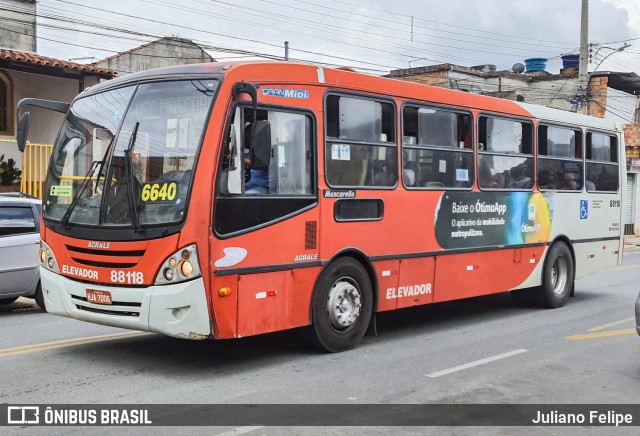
[537,241,574,308]
[309,257,373,352]
[34,282,46,311]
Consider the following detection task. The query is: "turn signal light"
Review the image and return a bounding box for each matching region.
[218,287,232,297]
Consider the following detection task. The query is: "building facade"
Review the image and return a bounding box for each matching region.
[0,0,36,53]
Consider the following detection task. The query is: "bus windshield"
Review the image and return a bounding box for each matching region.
[43,79,218,227]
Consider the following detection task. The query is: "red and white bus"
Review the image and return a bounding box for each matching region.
[17,62,625,351]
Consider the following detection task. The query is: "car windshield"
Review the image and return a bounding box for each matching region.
[43,79,218,227]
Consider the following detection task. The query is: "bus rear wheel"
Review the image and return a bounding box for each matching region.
[309,257,373,352]
[537,241,574,308]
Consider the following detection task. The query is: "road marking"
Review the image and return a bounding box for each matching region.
[565,329,636,341]
[0,331,147,358]
[216,426,265,436]
[587,317,635,332]
[426,349,527,378]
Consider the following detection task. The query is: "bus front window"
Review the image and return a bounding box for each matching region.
[44,79,219,228]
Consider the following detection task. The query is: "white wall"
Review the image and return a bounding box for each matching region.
[447,70,580,111]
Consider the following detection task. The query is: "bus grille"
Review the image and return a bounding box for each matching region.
[65,244,146,268]
[71,294,141,318]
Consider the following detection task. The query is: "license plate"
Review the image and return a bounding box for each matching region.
[86,289,112,305]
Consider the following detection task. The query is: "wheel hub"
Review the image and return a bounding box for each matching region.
[552,255,568,295]
[326,279,362,331]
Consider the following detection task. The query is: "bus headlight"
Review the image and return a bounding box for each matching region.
[155,244,201,285]
[40,241,60,273]
[179,260,193,277]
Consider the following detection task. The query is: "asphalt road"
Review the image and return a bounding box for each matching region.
[1,249,639,435]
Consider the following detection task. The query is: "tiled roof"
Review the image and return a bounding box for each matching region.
[0,49,116,78]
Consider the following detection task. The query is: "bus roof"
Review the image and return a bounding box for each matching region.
[81,61,621,132]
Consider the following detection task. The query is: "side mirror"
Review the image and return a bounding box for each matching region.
[251,120,271,170]
[16,112,30,152]
[16,98,70,152]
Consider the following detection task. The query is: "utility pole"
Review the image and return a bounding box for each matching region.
[284,41,289,61]
[578,0,589,114]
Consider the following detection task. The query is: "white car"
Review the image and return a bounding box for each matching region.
[0,193,44,309]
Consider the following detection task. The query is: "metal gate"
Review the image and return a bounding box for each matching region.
[20,142,53,199]
[624,174,634,235]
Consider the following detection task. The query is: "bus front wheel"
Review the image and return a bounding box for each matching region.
[537,241,574,308]
[309,257,373,352]
[34,282,45,311]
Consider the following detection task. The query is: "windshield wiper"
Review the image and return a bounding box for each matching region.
[60,159,101,229]
[124,122,142,233]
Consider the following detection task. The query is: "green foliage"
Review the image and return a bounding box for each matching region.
[0,154,22,185]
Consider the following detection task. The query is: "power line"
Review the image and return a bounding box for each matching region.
[218,0,574,52]
[319,0,577,46]
[46,0,413,70]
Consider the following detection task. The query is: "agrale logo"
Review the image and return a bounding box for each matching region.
[88,241,111,249]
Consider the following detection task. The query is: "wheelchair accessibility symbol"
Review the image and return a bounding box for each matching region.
[580,200,588,219]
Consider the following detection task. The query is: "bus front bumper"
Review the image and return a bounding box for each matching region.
[40,268,211,339]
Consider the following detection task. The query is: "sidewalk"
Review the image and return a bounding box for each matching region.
[624,235,640,249]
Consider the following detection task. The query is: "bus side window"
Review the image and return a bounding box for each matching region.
[325,94,397,188]
[478,116,533,191]
[537,125,584,192]
[586,132,618,192]
[402,106,473,189]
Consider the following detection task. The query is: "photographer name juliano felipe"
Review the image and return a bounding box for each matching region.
[533,410,633,426]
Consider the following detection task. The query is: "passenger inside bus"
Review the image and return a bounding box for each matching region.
[402,152,417,187]
[105,158,141,223]
[508,162,533,189]
[244,124,269,194]
[560,162,582,190]
[538,169,556,189]
[479,161,506,189]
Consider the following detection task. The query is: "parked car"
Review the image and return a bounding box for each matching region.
[0,193,44,309]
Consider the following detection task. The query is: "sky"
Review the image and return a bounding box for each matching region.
[16,0,640,76]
